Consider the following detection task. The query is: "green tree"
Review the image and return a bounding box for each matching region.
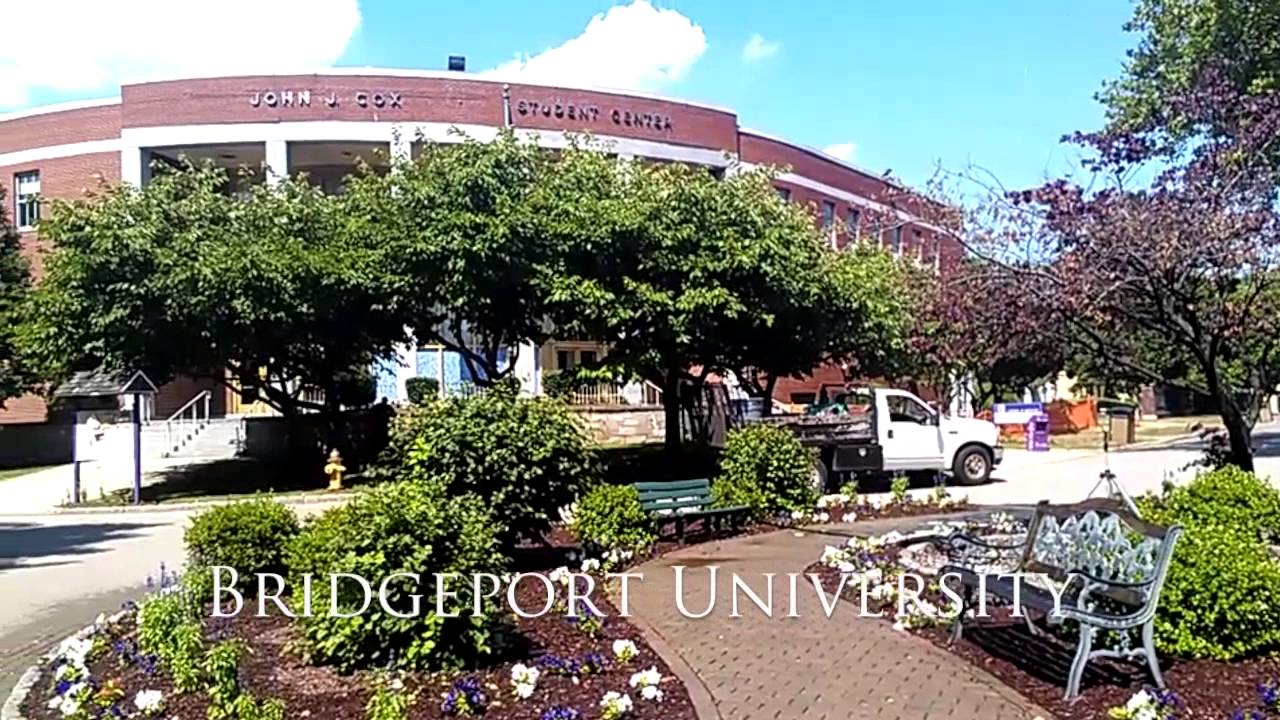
[0,188,31,405]
[344,131,622,384]
[1101,0,1280,145]
[19,164,408,437]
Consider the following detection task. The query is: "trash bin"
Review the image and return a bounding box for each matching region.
[1026,413,1050,451]
[1103,406,1137,446]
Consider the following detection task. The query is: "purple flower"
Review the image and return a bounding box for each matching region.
[541,707,581,720]
[441,676,488,716]
[1258,680,1279,709]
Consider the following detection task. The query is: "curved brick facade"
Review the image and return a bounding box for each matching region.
[0,71,954,423]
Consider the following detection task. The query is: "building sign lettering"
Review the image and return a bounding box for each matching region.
[249,90,404,109]
[515,98,673,132]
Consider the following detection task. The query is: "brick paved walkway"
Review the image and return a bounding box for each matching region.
[625,521,1054,720]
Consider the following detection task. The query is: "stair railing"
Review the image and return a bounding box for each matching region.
[164,390,212,456]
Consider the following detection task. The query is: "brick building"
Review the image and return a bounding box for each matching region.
[1,69,958,424]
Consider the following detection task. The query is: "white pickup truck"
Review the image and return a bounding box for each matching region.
[756,386,1003,488]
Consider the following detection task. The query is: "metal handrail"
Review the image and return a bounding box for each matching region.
[164,390,212,456]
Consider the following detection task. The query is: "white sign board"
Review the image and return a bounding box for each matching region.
[992,402,1045,425]
[74,411,108,462]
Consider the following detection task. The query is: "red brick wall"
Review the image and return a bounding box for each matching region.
[2,152,121,280]
[0,104,120,154]
[121,76,739,151]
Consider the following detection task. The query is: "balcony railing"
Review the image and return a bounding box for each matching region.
[561,381,663,407]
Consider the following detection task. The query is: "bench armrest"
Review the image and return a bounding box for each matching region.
[1065,567,1154,591]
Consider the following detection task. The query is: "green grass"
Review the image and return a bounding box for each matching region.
[0,464,60,482]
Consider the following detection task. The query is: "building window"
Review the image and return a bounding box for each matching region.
[579,350,597,367]
[556,350,575,371]
[776,186,790,201]
[14,171,40,229]
[890,227,903,256]
[821,200,836,246]
[933,238,943,272]
[846,208,860,241]
[914,230,924,262]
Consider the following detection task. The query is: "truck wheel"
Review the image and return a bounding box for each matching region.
[952,445,993,486]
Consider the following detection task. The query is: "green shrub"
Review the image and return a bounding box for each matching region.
[404,377,439,405]
[1141,465,1280,541]
[712,424,817,517]
[380,384,596,546]
[711,471,768,518]
[1152,523,1280,659]
[185,498,300,594]
[285,481,506,671]
[571,484,655,551]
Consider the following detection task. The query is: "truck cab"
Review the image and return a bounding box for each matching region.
[799,386,1003,487]
[876,388,1003,484]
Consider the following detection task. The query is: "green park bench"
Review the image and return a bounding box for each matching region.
[633,479,750,541]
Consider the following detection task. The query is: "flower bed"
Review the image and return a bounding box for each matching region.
[21,578,695,720]
[805,516,1280,719]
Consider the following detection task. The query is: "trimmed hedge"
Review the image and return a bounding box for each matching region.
[712,424,817,518]
[380,384,596,547]
[285,481,505,671]
[184,498,300,594]
[571,484,655,551]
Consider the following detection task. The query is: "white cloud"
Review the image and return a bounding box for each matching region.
[0,0,361,109]
[741,34,780,62]
[486,1,706,92]
[823,142,857,162]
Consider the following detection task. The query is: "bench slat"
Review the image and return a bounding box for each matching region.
[634,479,710,492]
[641,498,710,511]
[639,488,713,501]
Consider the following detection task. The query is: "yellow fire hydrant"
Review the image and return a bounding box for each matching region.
[324,449,346,491]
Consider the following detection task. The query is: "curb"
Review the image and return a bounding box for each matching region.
[0,607,131,720]
[609,584,723,720]
[0,492,356,518]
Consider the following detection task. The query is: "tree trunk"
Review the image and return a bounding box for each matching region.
[1220,398,1256,472]
[761,376,778,417]
[663,369,682,453]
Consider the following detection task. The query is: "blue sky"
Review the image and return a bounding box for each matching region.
[2,0,1139,191]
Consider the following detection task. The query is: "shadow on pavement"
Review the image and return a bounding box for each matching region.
[0,521,160,572]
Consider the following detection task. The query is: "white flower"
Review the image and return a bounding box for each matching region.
[820,545,846,565]
[389,678,404,690]
[134,689,165,714]
[1135,708,1159,720]
[814,511,830,523]
[841,511,858,523]
[789,510,806,520]
[549,567,571,585]
[1125,690,1153,712]
[93,613,107,628]
[629,666,662,690]
[836,560,856,574]
[559,502,578,526]
[56,693,81,717]
[515,682,535,699]
[54,663,78,681]
[600,691,634,716]
[580,558,601,573]
[510,662,541,686]
[612,638,639,663]
[640,685,663,701]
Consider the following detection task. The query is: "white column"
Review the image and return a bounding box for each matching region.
[393,328,415,403]
[121,147,149,187]
[265,140,289,186]
[513,341,542,396]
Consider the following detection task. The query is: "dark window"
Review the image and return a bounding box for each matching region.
[579,350,597,366]
[776,186,791,201]
[821,200,836,228]
[790,392,817,406]
[15,171,39,229]
[890,227,903,255]
[846,208,860,238]
[914,230,924,261]
[556,351,575,370]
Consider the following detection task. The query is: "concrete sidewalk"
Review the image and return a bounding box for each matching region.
[625,523,1050,720]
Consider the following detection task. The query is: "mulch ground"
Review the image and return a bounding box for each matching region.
[805,559,1280,720]
[23,585,695,720]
